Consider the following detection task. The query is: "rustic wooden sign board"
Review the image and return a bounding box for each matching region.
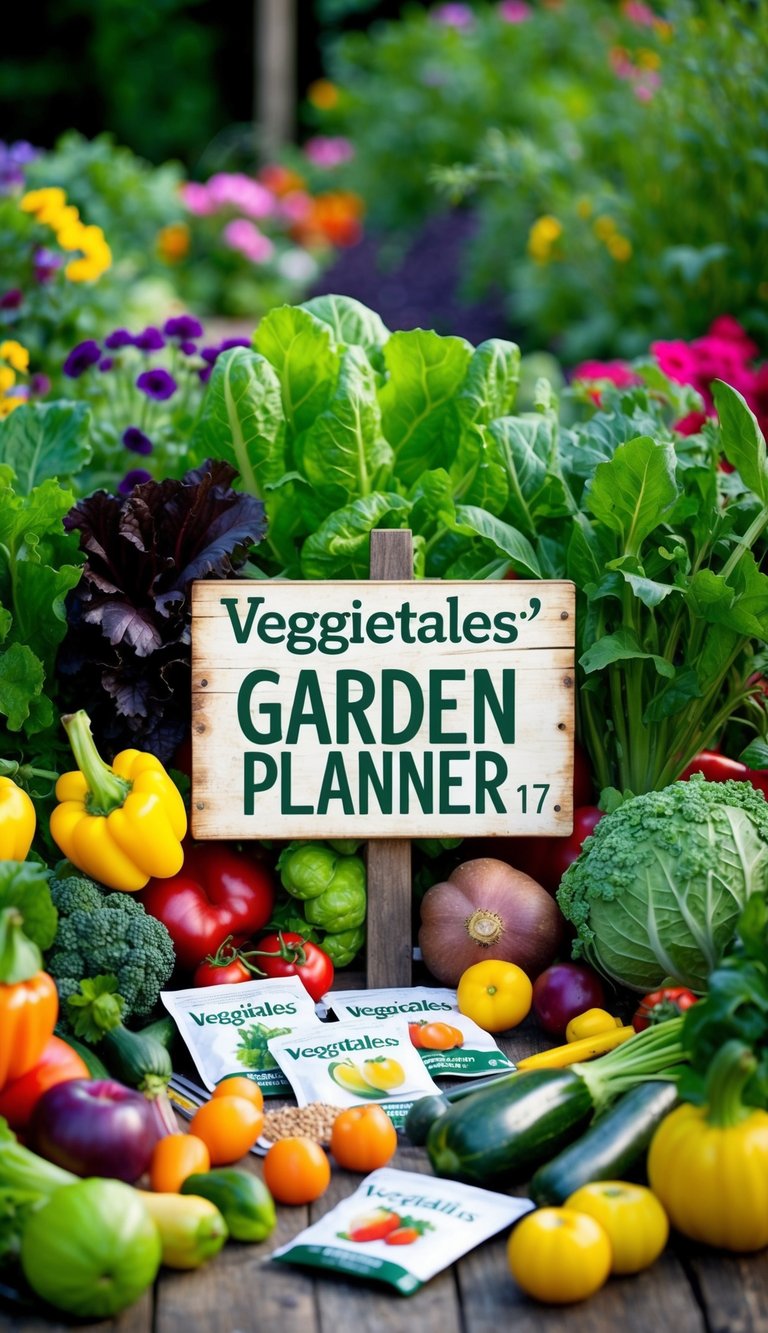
[191,534,575,984]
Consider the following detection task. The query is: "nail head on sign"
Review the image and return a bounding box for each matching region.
[200,678,208,687]
[560,611,568,619]
[554,804,561,812]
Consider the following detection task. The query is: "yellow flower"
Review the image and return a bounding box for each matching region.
[0,395,26,418]
[0,367,16,394]
[607,234,632,262]
[0,341,29,372]
[636,47,661,70]
[593,214,617,241]
[20,186,66,219]
[307,79,340,111]
[157,221,190,264]
[527,215,563,263]
[576,197,593,219]
[653,18,673,40]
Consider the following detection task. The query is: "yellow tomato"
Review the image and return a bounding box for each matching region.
[457,960,532,1033]
[507,1207,612,1304]
[361,1057,405,1091]
[565,1009,623,1043]
[565,1182,668,1274]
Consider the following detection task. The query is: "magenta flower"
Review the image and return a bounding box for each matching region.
[0,289,23,309]
[222,218,274,263]
[63,340,101,378]
[136,368,177,400]
[709,315,759,359]
[623,0,657,25]
[432,3,474,27]
[182,182,215,216]
[571,360,641,389]
[651,340,700,385]
[498,0,531,21]
[674,410,710,436]
[278,191,313,224]
[304,136,355,169]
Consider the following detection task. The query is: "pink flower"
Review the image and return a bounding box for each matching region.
[690,335,749,384]
[651,339,700,385]
[279,190,314,224]
[623,0,657,26]
[634,72,661,101]
[432,3,475,28]
[182,182,214,216]
[498,0,531,21]
[304,136,355,169]
[222,218,275,264]
[708,315,759,360]
[572,359,641,388]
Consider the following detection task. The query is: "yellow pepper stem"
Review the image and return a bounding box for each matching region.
[61,711,131,815]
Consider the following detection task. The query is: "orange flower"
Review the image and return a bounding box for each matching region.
[259,164,306,197]
[157,222,191,263]
[307,79,340,111]
[302,191,365,248]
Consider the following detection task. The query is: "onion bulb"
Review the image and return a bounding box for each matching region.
[418,857,563,986]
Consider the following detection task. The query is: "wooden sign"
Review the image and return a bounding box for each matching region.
[191,575,575,842]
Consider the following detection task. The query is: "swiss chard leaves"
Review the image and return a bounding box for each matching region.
[190,347,285,499]
[0,401,91,495]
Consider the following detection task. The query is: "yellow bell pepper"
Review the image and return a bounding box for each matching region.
[648,1040,768,1252]
[49,711,187,892]
[0,776,36,860]
[565,1008,624,1043]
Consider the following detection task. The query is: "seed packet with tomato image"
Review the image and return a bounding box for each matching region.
[266,1018,441,1127]
[162,977,321,1095]
[326,986,515,1078]
[272,1166,532,1294]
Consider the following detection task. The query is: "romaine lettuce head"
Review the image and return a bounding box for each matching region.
[557,774,768,992]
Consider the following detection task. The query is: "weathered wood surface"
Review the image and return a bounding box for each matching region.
[3,1014,767,1333]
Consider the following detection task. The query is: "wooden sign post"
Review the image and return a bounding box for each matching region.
[191,535,575,987]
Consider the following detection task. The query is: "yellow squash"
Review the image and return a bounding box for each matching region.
[517,1025,634,1071]
[50,710,187,892]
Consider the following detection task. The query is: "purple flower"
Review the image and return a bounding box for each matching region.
[198,366,213,384]
[105,328,134,349]
[201,345,221,365]
[179,340,198,356]
[99,357,114,372]
[219,338,251,352]
[134,326,166,352]
[163,314,204,339]
[63,340,101,378]
[432,3,474,28]
[122,426,154,456]
[30,372,51,397]
[33,247,63,284]
[136,368,177,400]
[118,468,152,495]
[0,140,38,192]
[0,289,23,310]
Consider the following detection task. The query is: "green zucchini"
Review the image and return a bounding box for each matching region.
[406,1072,520,1146]
[100,1022,172,1095]
[427,1068,594,1186]
[181,1169,276,1242]
[530,1080,679,1205]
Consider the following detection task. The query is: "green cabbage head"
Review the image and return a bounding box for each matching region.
[557,774,768,993]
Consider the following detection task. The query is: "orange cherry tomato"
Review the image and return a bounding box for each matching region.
[190,1095,264,1166]
[331,1104,398,1173]
[263,1136,331,1205]
[416,1022,465,1051]
[149,1133,211,1193]
[211,1076,264,1112]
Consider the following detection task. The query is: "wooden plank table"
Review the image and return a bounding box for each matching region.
[2,1011,767,1333]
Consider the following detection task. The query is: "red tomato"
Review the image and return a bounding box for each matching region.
[140,844,275,971]
[246,932,334,1003]
[193,937,253,987]
[632,987,698,1033]
[0,1037,89,1131]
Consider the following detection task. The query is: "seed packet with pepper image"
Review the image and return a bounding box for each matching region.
[271,1167,533,1294]
[267,1017,441,1127]
[162,977,321,1095]
[326,986,516,1078]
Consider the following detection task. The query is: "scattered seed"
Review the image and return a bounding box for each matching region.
[262,1103,340,1146]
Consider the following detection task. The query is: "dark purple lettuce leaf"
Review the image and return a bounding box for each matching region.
[58,461,266,763]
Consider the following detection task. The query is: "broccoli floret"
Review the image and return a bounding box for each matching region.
[47,870,175,1025]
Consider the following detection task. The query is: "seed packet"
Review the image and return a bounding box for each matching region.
[266,1017,441,1127]
[161,977,321,1096]
[271,1167,533,1294]
[325,986,515,1078]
